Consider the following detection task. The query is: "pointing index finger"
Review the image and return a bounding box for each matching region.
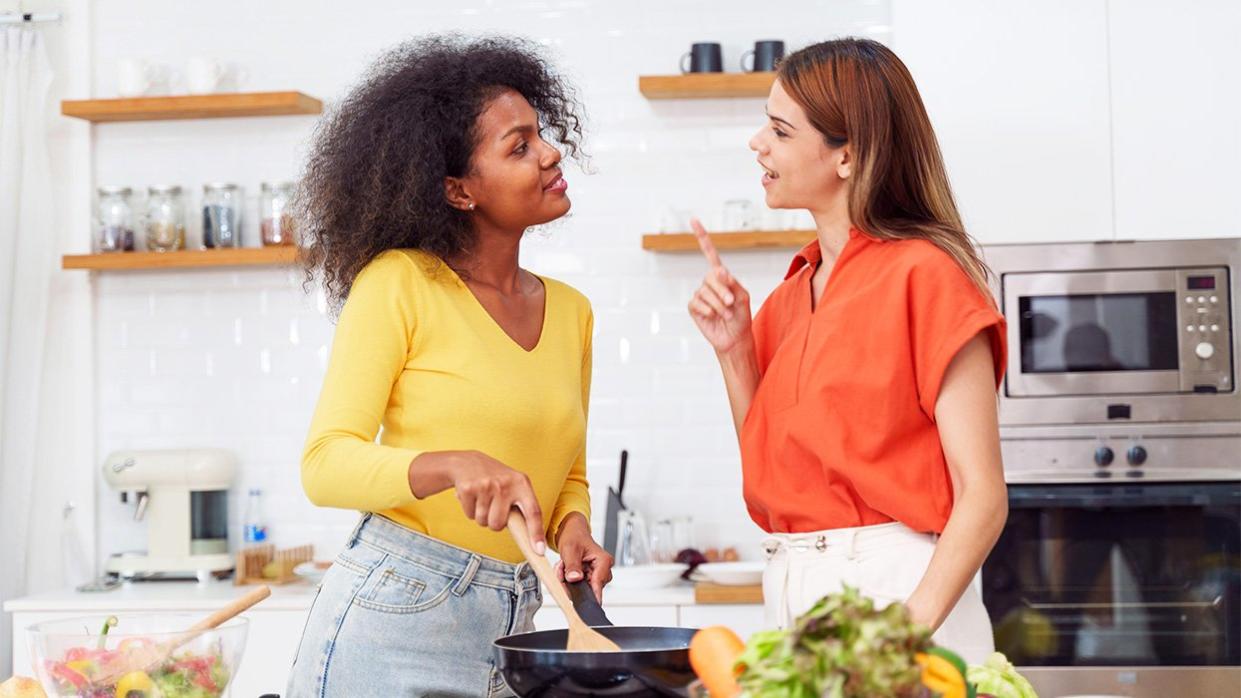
[691,217,723,268]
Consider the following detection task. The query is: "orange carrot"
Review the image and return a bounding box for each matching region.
[689,626,745,698]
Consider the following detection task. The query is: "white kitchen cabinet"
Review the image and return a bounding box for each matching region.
[892,0,1115,244]
[534,604,679,631]
[8,609,308,698]
[537,603,765,640]
[1108,0,1241,239]
[679,605,768,642]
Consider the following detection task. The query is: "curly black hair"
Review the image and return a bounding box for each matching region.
[296,34,587,309]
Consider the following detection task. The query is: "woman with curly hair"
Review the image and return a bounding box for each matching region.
[287,35,612,696]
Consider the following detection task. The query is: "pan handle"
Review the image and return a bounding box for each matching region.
[566,580,613,627]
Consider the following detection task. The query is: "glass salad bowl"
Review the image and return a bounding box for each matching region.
[26,614,248,698]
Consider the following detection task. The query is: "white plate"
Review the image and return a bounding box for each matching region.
[293,560,332,585]
[607,563,688,589]
[692,561,765,586]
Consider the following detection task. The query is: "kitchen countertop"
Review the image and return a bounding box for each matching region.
[3,579,701,613]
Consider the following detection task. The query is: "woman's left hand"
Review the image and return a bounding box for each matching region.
[554,513,614,602]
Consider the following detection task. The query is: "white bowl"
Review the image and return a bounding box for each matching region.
[692,561,765,586]
[608,563,688,589]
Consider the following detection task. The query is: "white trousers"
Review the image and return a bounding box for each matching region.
[761,521,994,666]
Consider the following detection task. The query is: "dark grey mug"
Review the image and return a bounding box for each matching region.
[741,40,785,72]
[680,42,723,73]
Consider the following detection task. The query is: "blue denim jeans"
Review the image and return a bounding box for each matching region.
[286,514,542,697]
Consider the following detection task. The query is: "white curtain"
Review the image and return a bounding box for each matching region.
[0,25,56,680]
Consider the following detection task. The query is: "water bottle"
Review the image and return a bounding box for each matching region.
[243,488,268,544]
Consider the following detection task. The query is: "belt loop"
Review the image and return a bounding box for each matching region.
[846,529,858,561]
[346,513,371,548]
[452,554,481,597]
[761,538,780,559]
[515,562,533,594]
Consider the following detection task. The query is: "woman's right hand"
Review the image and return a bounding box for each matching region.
[688,218,753,354]
[409,450,547,555]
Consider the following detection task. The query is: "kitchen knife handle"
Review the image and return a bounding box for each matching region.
[618,450,628,507]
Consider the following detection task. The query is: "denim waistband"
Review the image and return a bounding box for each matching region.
[348,513,538,594]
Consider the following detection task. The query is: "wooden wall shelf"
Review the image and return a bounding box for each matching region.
[642,229,814,252]
[61,91,322,122]
[638,72,776,99]
[62,247,299,271]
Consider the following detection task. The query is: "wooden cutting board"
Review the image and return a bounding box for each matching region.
[694,582,764,605]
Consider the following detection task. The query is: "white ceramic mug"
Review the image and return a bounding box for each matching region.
[117,58,153,97]
[221,63,250,92]
[185,57,225,94]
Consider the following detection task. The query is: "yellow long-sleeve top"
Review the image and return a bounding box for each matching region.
[302,249,592,563]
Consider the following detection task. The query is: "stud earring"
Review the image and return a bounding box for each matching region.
[468,203,476,210]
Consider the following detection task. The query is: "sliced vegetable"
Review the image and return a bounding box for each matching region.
[917,651,967,698]
[45,643,229,698]
[689,626,745,698]
[116,670,154,697]
[97,616,118,650]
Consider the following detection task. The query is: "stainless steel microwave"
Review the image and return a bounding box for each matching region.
[984,238,1240,427]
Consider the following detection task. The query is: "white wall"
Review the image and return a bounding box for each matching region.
[62,0,1241,573]
[87,0,896,568]
[1108,0,1241,239]
[891,0,1116,243]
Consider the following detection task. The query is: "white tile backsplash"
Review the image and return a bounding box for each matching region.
[89,0,896,568]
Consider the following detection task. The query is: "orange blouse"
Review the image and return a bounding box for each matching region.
[740,229,1006,535]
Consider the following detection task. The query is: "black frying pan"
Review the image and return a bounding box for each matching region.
[493,580,698,697]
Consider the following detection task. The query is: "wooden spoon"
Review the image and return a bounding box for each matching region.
[506,509,622,652]
[92,585,272,687]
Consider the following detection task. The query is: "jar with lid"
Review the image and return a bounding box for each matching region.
[95,186,135,252]
[144,185,186,252]
[202,183,243,249]
[259,181,296,246]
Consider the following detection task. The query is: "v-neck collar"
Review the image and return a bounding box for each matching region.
[784,226,866,280]
[442,264,550,354]
[789,227,868,313]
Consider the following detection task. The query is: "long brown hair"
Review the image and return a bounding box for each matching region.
[777,38,993,301]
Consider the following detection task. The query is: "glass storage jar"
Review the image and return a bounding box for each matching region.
[259,181,295,246]
[144,185,186,252]
[202,183,243,249]
[95,186,135,253]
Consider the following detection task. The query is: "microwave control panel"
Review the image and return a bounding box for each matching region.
[1178,268,1232,392]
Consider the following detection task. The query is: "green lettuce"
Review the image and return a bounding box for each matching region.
[966,652,1038,698]
[735,586,932,698]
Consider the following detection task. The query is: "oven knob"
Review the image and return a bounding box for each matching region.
[1195,342,1216,360]
[1127,445,1147,466]
[1093,446,1114,467]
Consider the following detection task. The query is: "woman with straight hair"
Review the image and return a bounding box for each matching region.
[687,37,1007,661]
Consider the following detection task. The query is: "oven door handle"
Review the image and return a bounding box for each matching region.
[1026,598,1223,611]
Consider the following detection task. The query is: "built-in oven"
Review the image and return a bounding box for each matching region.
[983,478,1240,696]
[981,238,1241,697]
